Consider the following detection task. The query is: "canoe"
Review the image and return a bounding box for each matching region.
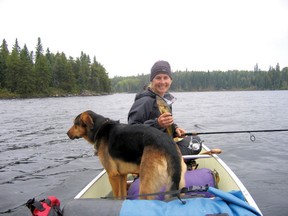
[63,144,262,216]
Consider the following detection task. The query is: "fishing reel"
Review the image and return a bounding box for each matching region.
[188,136,203,154]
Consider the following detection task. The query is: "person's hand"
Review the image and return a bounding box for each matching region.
[175,127,186,137]
[157,112,173,128]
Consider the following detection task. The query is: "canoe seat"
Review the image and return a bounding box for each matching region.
[127,168,215,200]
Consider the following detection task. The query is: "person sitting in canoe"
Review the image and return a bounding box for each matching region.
[128,60,202,164]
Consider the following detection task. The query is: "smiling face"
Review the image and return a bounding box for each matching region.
[150,73,172,97]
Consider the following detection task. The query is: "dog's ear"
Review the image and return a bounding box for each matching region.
[80,113,94,129]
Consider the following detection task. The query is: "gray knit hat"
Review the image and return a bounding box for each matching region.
[150,60,172,81]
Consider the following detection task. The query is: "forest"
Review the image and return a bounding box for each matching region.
[1,38,287,98]
[111,64,288,93]
[0,38,111,98]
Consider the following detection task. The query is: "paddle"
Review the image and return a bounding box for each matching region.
[201,148,222,155]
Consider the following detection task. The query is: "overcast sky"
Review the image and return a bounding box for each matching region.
[1,0,288,77]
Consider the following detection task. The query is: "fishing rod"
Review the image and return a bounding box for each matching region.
[185,129,288,136]
[185,129,288,141]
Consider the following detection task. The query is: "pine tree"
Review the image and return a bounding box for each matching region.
[89,56,111,93]
[78,52,91,91]
[17,44,35,95]
[34,37,51,94]
[52,52,75,92]
[45,48,56,88]
[90,56,100,92]
[6,39,21,92]
[0,39,9,88]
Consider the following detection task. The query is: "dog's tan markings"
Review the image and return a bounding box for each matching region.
[80,112,94,129]
[96,142,124,197]
[178,158,186,195]
[138,147,169,199]
[67,118,87,140]
[97,142,140,198]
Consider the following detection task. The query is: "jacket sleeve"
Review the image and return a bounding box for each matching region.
[128,97,163,130]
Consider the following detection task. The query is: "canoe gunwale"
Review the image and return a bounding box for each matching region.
[74,169,107,199]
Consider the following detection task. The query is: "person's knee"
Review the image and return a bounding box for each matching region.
[176,143,192,155]
[176,136,202,155]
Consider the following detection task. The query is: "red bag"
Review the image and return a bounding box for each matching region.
[26,196,63,216]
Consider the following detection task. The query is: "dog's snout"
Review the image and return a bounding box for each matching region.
[67,129,74,139]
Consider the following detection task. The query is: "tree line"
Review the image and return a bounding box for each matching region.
[1,38,287,98]
[111,64,288,93]
[0,38,111,98]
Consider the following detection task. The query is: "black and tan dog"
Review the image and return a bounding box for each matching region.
[67,110,186,199]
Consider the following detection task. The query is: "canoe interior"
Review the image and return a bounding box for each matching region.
[74,144,261,214]
[77,144,241,199]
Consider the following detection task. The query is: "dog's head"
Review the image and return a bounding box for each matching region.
[67,110,98,144]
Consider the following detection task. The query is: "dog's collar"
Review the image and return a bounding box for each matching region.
[93,118,110,139]
[93,118,113,151]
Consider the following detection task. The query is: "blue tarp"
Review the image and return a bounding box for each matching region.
[120,187,261,216]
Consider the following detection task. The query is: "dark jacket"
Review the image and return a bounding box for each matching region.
[128,88,202,155]
[128,88,177,134]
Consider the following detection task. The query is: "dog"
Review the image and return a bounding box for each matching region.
[67,110,186,199]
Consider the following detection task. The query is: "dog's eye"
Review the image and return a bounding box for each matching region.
[74,124,81,128]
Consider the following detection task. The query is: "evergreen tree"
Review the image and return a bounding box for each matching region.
[34,37,51,94]
[68,56,80,92]
[45,48,55,87]
[17,44,35,95]
[51,52,75,92]
[90,57,100,92]
[0,39,9,88]
[64,56,76,92]
[90,56,111,92]
[78,52,91,91]
[6,39,21,92]
[52,52,66,89]
[281,67,288,89]
[73,57,81,91]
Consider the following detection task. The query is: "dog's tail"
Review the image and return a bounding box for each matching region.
[167,145,186,192]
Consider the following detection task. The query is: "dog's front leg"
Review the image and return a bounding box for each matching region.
[108,174,127,199]
[119,174,127,199]
[108,175,121,198]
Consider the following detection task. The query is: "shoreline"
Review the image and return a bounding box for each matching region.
[0,90,111,100]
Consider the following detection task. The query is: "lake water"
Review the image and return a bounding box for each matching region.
[1,91,288,215]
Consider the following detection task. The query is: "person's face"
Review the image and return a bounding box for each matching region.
[151,73,172,96]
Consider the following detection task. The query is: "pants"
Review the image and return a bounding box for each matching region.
[176,136,202,155]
